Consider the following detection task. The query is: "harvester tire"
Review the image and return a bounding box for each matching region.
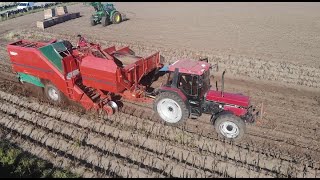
[112,11,122,24]
[101,16,110,27]
[44,83,65,105]
[214,113,246,141]
[154,92,189,126]
[90,16,96,26]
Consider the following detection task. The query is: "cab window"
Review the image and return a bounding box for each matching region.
[178,74,198,96]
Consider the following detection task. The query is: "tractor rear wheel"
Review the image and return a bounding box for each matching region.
[112,11,122,24]
[101,16,110,27]
[90,16,96,26]
[214,113,246,141]
[44,83,65,105]
[154,92,189,126]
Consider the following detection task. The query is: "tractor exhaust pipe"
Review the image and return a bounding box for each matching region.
[216,81,218,91]
[221,70,226,97]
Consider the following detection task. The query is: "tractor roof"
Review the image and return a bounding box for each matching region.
[166,59,211,75]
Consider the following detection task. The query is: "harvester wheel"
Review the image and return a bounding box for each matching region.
[154,92,189,126]
[101,16,110,27]
[103,101,119,115]
[112,11,122,24]
[90,16,96,26]
[214,113,246,141]
[44,83,65,105]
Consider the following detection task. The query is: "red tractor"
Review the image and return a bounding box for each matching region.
[7,36,257,140]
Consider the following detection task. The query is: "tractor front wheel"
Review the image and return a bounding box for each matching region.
[214,113,246,141]
[90,16,96,26]
[154,92,189,126]
[112,11,122,24]
[101,16,110,27]
[44,83,65,105]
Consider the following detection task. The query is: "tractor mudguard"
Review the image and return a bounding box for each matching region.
[157,86,187,102]
[155,87,191,115]
[109,10,118,20]
[210,108,247,124]
[210,110,233,124]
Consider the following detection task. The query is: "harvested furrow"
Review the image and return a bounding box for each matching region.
[187,115,320,161]
[247,97,320,127]
[226,82,320,122]
[120,102,320,171]
[3,72,317,155]
[254,117,320,141]
[0,94,274,178]
[0,127,108,178]
[126,95,320,144]
[122,104,320,168]
[122,99,320,159]
[0,113,161,178]
[221,76,319,112]
[260,110,319,132]
[0,91,318,177]
[0,101,216,178]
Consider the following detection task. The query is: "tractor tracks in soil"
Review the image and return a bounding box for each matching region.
[0,85,319,177]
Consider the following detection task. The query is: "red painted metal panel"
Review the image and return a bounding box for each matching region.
[223,105,247,116]
[80,55,125,93]
[206,90,250,107]
[102,46,116,54]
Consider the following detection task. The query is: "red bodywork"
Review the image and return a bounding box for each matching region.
[206,90,250,116]
[206,90,250,107]
[7,38,163,113]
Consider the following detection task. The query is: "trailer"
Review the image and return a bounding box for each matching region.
[7,36,258,141]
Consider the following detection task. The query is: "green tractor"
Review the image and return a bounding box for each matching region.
[86,2,123,27]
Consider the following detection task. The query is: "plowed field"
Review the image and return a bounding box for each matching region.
[0,2,319,178]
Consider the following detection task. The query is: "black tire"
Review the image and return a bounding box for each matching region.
[101,16,110,27]
[154,92,189,126]
[62,40,73,50]
[90,16,96,26]
[44,83,65,105]
[214,113,246,141]
[111,11,122,24]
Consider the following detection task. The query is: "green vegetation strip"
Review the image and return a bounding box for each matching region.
[0,2,80,22]
[0,139,80,178]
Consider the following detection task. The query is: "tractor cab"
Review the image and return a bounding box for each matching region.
[158,59,212,118]
[162,59,211,98]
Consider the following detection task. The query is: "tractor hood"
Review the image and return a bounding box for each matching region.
[205,89,250,108]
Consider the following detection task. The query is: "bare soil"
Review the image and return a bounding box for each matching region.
[0,2,319,178]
